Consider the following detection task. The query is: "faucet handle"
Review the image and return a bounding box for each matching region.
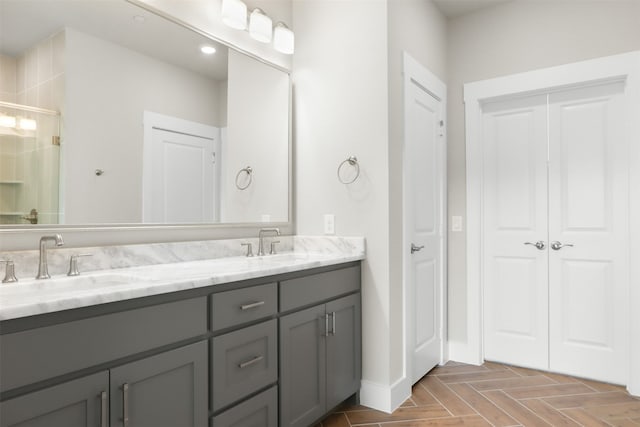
[241,243,254,257]
[67,254,93,276]
[2,260,18,283]
[270,241,280,255]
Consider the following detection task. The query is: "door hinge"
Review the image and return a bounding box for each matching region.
[439,120,444,127]
[52,136,60,146]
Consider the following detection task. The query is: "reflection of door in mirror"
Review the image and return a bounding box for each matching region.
[0,39,62,225]
[142,112,221,224]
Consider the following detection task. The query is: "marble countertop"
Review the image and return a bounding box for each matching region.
[0,249,364,321]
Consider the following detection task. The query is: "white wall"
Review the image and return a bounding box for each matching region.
[293,0,447,412]
[64,28,222,224]
[446,0,640,350]
[292,0,392,399]
[222,49,289,223]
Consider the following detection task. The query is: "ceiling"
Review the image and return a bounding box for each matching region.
[0,0,228,80]
[433,0,513,18]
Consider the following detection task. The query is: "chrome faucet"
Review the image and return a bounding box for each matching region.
[36,234,64,279]
[257,228,280,256]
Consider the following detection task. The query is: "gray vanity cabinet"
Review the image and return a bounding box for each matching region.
[110,341,207,427]
[279,283,361,427]
[0,372,108,427]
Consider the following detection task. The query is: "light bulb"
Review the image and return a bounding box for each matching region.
[18,118,37,130]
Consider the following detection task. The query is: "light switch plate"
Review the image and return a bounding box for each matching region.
[451,216,463,232]
[324,214,335,235]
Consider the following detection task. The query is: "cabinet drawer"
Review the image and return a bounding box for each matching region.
[211,319,277,411]
[280,266,360,312]
[210,282,277,331]
[0,297,206,393]
[211,386,277,427]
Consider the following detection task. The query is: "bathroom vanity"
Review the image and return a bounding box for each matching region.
[0,238,363,427]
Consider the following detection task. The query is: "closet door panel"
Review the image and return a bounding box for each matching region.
[481,95,549,370]
[548,82,629,384]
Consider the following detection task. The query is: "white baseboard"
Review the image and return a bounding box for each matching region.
[359,376,411,414]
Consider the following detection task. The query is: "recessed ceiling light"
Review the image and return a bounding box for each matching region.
[132,15,145,23]
[200,45,217,55]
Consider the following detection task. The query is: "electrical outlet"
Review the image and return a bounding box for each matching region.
[324,214,335,235]
[451,216,463,232]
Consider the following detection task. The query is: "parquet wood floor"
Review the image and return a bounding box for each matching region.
[316,361,640,427]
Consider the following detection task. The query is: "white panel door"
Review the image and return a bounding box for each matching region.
[406,77,443,383]
[149,129,215,223]
[548,82,629,384]
[482,95,550,370]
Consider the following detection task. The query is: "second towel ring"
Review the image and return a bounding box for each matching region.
[337,156,360,184]
[235,166,253,190]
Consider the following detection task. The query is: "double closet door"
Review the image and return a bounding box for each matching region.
[482,81,629,385]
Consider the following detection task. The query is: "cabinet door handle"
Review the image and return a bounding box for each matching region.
[324,313,330,337]
[238,355,263,369]
[122,383,130,427]
[240,301,265,310]
[100,391,108,427]
[330,312,336,336]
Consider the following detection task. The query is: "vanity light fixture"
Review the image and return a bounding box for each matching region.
[220,1,294,55]
[18,118,37,131]
[200,44,217,55]
[273,22,294,55]
[0,114,16,128]
[249,8,272,43]
[221,0,247,30]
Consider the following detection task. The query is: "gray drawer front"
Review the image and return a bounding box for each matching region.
[280,266,360,312]
[211,319,277,411]
[210,282,277,331]
[211,386,277,427]
[0,297,206,393]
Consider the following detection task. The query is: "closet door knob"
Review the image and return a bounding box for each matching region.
[551,241,574,251]
[524,241,546,250]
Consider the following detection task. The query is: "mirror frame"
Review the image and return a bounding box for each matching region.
[0,0,293,250]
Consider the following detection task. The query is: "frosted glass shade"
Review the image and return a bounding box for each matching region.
[273,23,294,55]
[249,9,272,43]
[221,0,247,30]
[0,114,16,128]
[18,118,37,130]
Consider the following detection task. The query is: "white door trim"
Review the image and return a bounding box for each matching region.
[462,50,640,395]
[402,51,448,391]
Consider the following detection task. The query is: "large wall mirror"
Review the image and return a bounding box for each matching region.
[0,0,290,228]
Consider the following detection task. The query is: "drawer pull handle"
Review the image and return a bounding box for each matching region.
[238,355,264,369]
[100,391,108,427]
[122,383,130,427]
[240,301,265,310]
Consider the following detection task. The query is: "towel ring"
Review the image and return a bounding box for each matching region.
[235,166,253,190]
[337,156,360,184]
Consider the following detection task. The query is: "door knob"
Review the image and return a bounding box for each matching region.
[550,241,574,251]
[524,241,546,250]
[411,243,425,254]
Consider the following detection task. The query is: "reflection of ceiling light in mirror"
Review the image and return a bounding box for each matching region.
[221,0,247,30]
[0,114,16,128]
[200,45,217,55]
[18,118,37,130]
[249,9,272,43]
[273,22,294,55]
[132,15,145,23]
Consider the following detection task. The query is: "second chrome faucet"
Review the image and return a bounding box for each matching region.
[257,228,280,257]
[37,234,64,279]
